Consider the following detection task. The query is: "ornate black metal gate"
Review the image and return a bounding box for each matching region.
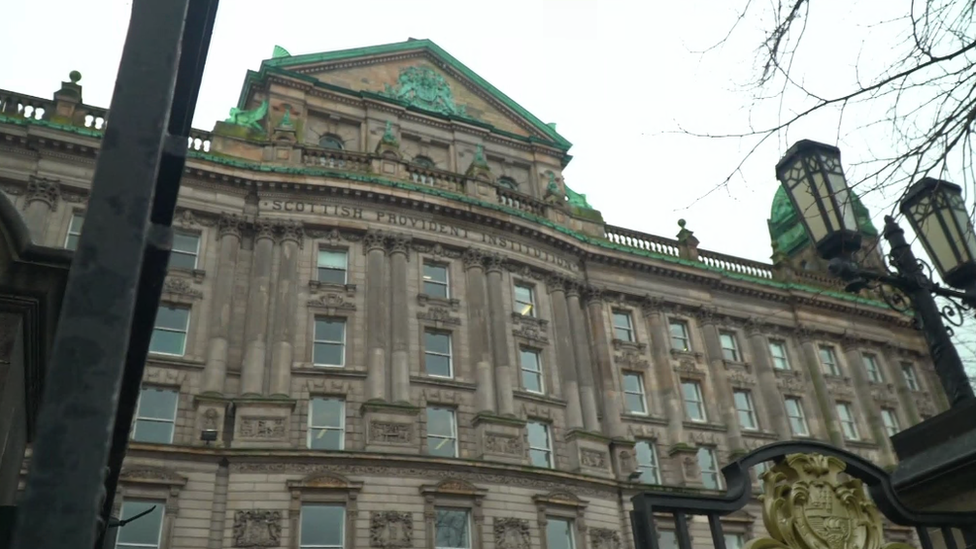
[631,441,976,549]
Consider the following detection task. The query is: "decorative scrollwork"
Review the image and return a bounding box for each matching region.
[877,283,913,315]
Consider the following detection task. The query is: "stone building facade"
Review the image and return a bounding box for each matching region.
[0,39,945,549]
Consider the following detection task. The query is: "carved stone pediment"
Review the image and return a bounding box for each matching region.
[370,511,413,549]
[162,276,203,299]
[532,490,586,509]
[288,471,363,491]
[494,518,531,549]
[119,466,188,487]
[308,280,357,296]
[673,356,704,376]
[233,510,282,547]
[417,293,461,310]
[511,313,549,344]
[614,346,650,369]
[307,292,357,311]
[420,478,487,498]
[417,306,461,326]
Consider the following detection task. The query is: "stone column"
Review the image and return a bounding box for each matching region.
[485,254,515,416]
[743,318,791,439]
[388,234,412,404]
[269,221,303,397]
[641,297,684,445]
[240,218,277,396]
[796,327,845,448]
[567,284,600,432]
[463,248,495,414]
[842,335,896,465]
[583,286,625,439]
[201,214,245,394]
[883,343,921,424]
[22,177,60,242]
[364,231,389,402]
[548,275,583,430]
[696,307,744,452]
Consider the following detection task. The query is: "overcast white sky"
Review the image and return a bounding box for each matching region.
[3,0,974,373]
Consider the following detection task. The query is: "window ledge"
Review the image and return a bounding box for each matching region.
[613,339,647,352]
[147,354,204,368]
[309,280,357,296]
[513,390,566,407]
[167,266,206,282]
[293,364,368,378]
[621,414,668,426]
[417,293,460,310]
[511,312,548,328]
[409,375,477,391]
[670,348,704,360]
[682,421,728,432]
[845,439,879,449]
[722,359,751,371]
[742,430,779,440]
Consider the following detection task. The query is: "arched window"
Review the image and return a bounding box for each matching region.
[496,176,518,190]
[413,156,435,169]
[318,134,344,150]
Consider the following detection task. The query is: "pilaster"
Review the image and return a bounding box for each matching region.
[641,296,685,447]
[841,334,897,466]
[240,217,277,396]
[202,213,245,394]
[883,343,921,425]
[269,220,303,396]
[796,326,846,448]
[463,248,495,414]
[583,285,625,439]
[388,233,412,404]
[696,307,744,453]
[364,230,389,402]
[22,176,60,242]
[567,283,600,432]
[548,274,584,430]
[743,318,791,440]
[485,253,515,417]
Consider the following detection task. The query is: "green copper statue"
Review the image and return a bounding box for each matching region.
[225,100,269,132]
[564,184,592,209]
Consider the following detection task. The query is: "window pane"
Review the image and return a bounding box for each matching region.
[623,373,642,393]
[529,448,551,468]
[315,319,345,342]
[301,504,344,546]
[527,422,549,450]
[169,252,197,270]
[424,263,448,284]
[155,306,189,331]
[313,342,344,366]
[546,518,574,549]
[514,285,533,304]
[310,398,344,428]
[319,250,347,269]
[65,234,80,251]
[117,501,164,546]
[424,280,449,299]
[426,332,451,355]
[522,371,542,393]
[149,330,186,355]
[428,408,454,438]
[319,268,347,284]
[435,509,469,549]
[625,393,647,414]
[659,532,676,549]
[309,429,343,450]
[426,354,452,378]
[173,232,199,254]
[132,420,174,444]
[725,534,745,549]
[138,389,178,420]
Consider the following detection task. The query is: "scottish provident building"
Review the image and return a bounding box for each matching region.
[0,39,944,549]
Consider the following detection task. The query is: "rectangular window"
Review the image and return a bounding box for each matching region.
[317,249,348,284]
[902,363,920,391]
[836,402,860,440]
[308,397,345,450]
[725,534,745,549]
[169,231,200,270]
[881,409,901,437]
[612,311,634,342]
[313,318,345,367]
[635,440,661,484]
[427,407,458,458]
[514,283,535,317]
[863,353,884,383]
[769,340,790,370]
[116,500,165,549]
[149,306,190,356]
[423,262,450,299]
[527,421,552,468]
[659,532,677,549]
[669,320,690,351]
[424,331,453,378]
[65,212,84,251]
[546,518,575,549]
[132,388,178,444]
[435,508,471,549]
[520,348,544,394]
[785,397,809,436]
[697,447,721,489]
[819,345,840,376]
[719,331,740,361]
[623,373,648,415]
[300,504,345,549]
[681,380,706,421]
[733,390,758,430]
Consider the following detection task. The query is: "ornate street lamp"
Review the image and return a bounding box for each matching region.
[901,178,976,292]
[775,140,976,406]
[775,140,862,260]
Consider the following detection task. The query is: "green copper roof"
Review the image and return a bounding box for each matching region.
[768,186,879,256]
[245,38,572,150]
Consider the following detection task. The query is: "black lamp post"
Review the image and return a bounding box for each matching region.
[776,140,976,407]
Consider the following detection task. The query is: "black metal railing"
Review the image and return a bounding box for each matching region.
[631,441,976,549]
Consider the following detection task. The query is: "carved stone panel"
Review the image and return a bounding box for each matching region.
[591,528,622,549]
[239,418,287,439]
[579,449,608,469]
[775,370,807,394]
[494,518,531,549]
[370,511,413,549]
[369,421,413,444]
[417,307,461,326]
[233,510,282,547]
[484,433,523,456]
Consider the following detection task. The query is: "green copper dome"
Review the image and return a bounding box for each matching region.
[768,186,878,256]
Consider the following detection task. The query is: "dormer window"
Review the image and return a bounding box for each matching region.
[413,155,436,169]
[319,134,344,150]
[497,176,518,190]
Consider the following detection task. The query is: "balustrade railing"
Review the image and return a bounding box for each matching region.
[496,186,547,216]
[405,164,465,194]
[604,224,682,257]
[0,91,54,120]
[699,249,774,279]
[303,146,370,172]
[188,128,212,152]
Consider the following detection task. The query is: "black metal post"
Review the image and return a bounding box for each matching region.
[882,215,975,406]
[10,1,217,548]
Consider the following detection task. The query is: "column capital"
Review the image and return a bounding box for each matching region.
[276,220,304,246]
[462,248,485,270]
[743,317,768,337]
[387,233,412,256]
[24,176,61,209]
[484,253,505,274]
[695,305,718,327]
[252,217,276,242]
[565,280,582,299]
[363,230,387,254]
[545,273,567,294]
[217,213,246,240]
[840,331,865,352]
[583,285,605,305]
[794,324,817,344]
[639,294,667,317]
